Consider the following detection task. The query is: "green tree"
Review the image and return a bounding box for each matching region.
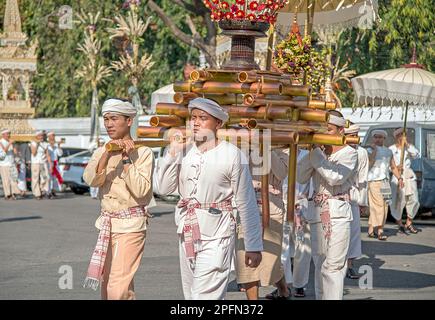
[334,0,434,107]
[147,0,218,67]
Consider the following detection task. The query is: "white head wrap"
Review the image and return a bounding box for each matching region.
[328,114,347,127]
[188,98,229,123]
[371,129,388,138]
[1,129,10,135]
[393,127,405,137]
[102,99,137,117]
[35,131,44,136]
[345,124,360,135]
[47,131,55,136]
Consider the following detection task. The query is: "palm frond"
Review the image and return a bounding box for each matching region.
[107,10,151,40]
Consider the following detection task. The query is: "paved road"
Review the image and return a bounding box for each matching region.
[1,193,435,300]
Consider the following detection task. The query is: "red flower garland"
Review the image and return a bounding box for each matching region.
[203,0,287,24]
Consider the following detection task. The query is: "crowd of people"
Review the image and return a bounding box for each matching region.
[0,129,64,200]
[79,97,421,300]
[0,99,422,301]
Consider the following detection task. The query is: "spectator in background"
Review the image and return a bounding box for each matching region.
[30,131,51,200]
[47,132,64,197]
[367,130,403,240]
[0,129,20,200]
[389,128,421,234]
[15,142,28,197]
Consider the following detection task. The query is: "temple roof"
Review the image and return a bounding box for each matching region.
[0,0,37,70]
[0,0,28,45]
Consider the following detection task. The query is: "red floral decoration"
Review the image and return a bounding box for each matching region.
[246,13,256,21]
[236,10,245,19]
[202,0,288,24]
[249,1,259,10]
[221,1,230,9]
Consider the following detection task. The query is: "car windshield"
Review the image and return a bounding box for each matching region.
[365,128,416,147]
[425,130,435,160]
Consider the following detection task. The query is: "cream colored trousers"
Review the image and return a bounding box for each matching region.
[0,166,20,197]
[31,163,50,197]
[179,234,235,300]
[101,231,146,300]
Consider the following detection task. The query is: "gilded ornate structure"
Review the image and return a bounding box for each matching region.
[0,0,37,140]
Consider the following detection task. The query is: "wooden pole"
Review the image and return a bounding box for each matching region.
[106,140,170,151]
[265,25,275,72]
[260,142,270,231]
[395,101,409,211]
[286,143,298,222]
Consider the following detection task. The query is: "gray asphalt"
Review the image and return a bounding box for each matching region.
[1,192,435,300]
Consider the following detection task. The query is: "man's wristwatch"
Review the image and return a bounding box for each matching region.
[122,158,132,165]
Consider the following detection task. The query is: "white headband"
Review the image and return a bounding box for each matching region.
[47,131,55,136]
[328,114,346,127]
[393,128,405,137]
[1,129,10,134]
[371,129,388,138]
[102,99,137,117]
[345,124,360,135]
[188,98,229,123]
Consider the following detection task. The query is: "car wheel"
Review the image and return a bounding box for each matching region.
[71,187,87,195]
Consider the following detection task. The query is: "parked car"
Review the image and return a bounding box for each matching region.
[59,145,181,200]
[59,149,91,194]
[61,147,88,158]
[362,122,435,213]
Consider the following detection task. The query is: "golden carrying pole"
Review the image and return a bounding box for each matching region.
[156,103,189,118]
[149,115,185,127]
[106,140,170,151]
[298,132,345,146]
[260,142,270,231]
[137,126,188,139]
[174,80,283,95]
[345,136,361,145]
[287,143,298,222]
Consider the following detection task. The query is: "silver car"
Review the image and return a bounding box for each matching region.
[59,150,92,194]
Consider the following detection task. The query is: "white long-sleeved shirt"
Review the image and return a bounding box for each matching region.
[30,141,49,164]
[367,146,393,181]
[389,144,420,169]
[155,141,263,252]
[0,138,14,166]
[350,146,369,206]
[297,146,358,196]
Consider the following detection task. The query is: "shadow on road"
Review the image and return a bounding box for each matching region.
[345,238,435,290]
[351,258,435,290]
[0,216,42,223]
[361,239,435,256]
